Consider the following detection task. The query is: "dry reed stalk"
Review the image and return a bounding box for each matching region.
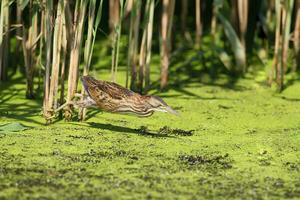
[211,3,217,35]
[109,0,119,82]
[138,26,147,93]
[294,0,300,72]
[138,0,153,92]
[128,0,141,90]
[181,0,188,39]
[64,0,88,121]
[230,0,239,32]
[137,0,155,93]
[237,0,248,47]
[160,0,175,90]
[272,0,283,89]
[144,0,155,92]
[217,7,246,74]
[22,1,40,99]
[47,0,64,119]
[43,0,53,119]
[79,0,96,120]
[125,0,134,16]
[109,0,120,34]
[195,0,202,48]
[160,0,170,90]
[167,0,175,47]
[280,0,294,88]
[37,5,45,91]
[111,0,124,83]
[237,0,248,72]
[59,19,67,117]
[0,0,10,81]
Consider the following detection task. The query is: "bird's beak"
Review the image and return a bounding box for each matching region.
[164,106,179,116]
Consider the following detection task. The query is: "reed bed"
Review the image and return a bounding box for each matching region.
[0,0,299,122]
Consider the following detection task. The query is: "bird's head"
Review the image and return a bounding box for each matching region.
[81,75,98,97]
[146,96,179,116]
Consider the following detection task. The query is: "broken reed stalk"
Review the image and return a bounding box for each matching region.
[0,0,10,81]
[111,0,124,83]
[160,0,175,90]
[217,9,246,74]
[195,0,201,48]
[64,0,88,121]
[128,0,141,90]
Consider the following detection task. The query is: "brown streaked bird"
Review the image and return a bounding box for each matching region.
[78,75,178,117]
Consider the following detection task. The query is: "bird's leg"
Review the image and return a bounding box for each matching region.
[73,96,97,109]
[53,96,96,114]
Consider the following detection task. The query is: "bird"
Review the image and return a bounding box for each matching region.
[78,75,178,117]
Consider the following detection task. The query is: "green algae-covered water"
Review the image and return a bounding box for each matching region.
[1,50,300,199]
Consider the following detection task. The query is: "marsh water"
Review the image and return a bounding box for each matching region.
[1,48,300,199]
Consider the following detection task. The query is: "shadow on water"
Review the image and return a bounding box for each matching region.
[0,76,44,125]
[84,110,102,121]
[0,88,23,105]
[283,77,300,90]
[0,104,44,125]
[275,96,300,102]
[149,50,241,100]
[147,47,250,95]
[87,122,175,138]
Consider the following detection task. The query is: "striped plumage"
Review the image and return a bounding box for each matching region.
[81,76,178,117]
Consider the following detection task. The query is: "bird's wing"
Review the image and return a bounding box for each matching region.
[82,76,136,101]
[96,81,135,100]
